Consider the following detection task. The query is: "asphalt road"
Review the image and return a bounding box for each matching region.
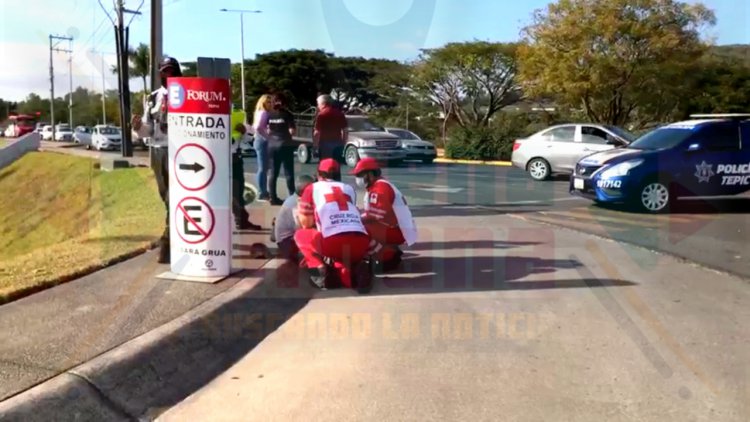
[161,207,750,421]
[244,158,750,279]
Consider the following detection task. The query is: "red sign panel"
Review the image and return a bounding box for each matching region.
[166,77,231,115]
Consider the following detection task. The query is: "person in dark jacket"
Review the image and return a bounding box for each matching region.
[263,93,297,205]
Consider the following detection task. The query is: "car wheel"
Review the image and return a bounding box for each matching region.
[637,179,673,213]
[527,158,551,181]
[422,158,435,164]
[345,146,360,167]
[297,144,311,164]
[85,144,91,150]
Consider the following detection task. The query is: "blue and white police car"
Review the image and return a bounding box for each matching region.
[570,114,750,213]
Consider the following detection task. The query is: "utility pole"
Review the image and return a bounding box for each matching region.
[49,34,72,143]
[220,8,262,119]
[101,53,107,125]
[150,0,162,92]
[68,39,74,127]
[114,0,142,157]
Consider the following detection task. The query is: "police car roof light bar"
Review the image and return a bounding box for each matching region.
[689,113,750,120]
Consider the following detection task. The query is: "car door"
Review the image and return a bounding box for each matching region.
[678,121,746,196]
[544,125,580,172]
[581,125,619,156]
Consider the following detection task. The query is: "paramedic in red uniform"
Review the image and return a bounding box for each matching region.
[351,158,418,272]
[295,159,372,291]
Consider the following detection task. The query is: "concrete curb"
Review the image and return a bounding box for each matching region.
[0,260,293,421]
[434,157,513,166]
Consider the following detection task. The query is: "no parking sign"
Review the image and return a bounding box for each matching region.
[167,77,232,278]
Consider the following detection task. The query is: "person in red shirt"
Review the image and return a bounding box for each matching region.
[351,158,418,272]
[295,159,373,292]
[313,95,348,162]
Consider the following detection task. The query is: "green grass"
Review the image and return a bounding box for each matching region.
[0,152,164,303]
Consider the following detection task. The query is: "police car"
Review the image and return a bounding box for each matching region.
[570,114,750,213]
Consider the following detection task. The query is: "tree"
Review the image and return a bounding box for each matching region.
[411,41,521,138]
[518,0,716,128]
[681,55,750,116]
[110,43,150,93]
[129,43,150,94]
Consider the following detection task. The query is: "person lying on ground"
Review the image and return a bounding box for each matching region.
[272,174,315,261]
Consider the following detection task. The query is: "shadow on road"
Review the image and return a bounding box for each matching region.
[410,204,550,218]
[406,240,540,251]
[593,197,750,215]
[94,245,635,419]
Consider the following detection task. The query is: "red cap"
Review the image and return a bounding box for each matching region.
[350,157,380,175]
[318,158,340,174]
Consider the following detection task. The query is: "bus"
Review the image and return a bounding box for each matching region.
[3,114,38,138]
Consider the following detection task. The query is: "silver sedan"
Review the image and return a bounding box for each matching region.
[511,123,635,181]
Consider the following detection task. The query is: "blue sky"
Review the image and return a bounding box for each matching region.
[0,0,748,101]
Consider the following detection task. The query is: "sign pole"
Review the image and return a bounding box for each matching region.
[158,75,234,282]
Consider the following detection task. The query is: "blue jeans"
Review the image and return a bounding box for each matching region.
[254,135,269,196]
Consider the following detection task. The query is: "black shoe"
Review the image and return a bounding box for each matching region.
[236,220,262,231]
[269,197,284,206]
[157,244,170,264]
[308,266,328,290]
[354,261,374,294]
[258,193,271,201]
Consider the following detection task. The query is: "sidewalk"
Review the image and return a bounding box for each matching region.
[435,148,512,166]
[0,205,276,403]
[156,209,749,421]
[38,141,150,167]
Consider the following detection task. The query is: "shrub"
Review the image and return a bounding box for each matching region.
[445,113,534,161]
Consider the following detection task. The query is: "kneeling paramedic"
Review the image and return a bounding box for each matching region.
[352,157,418,272]
[294,159,372,291]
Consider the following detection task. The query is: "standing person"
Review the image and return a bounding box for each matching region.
[313,94,348,162]
[351,157,418,272]
[266,93,297,206]
[231,122,262,231]
[252,94,273,201]
[131,56,181,264]
[294,159,373,293]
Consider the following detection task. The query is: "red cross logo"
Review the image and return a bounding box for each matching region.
[324,186,352,211]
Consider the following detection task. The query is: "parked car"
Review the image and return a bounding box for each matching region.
[511,123,635,181]
[571,114,750,213]
[73,126,92,146]
[34,122,49,133]
[91,125,122,151]
[293,109,406,167]
[54,124,74,142]
[41,125,53,141]
[384,127,438,164]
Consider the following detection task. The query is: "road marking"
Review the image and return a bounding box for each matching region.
[523,214,628,236]
[586,241,720,395]
[419,187,464,193]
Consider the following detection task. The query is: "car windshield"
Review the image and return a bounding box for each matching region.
[57,125,71,131]
[389,129,420,140]
[99,127,120,135]
[347,118,384,132]
[604,125,637,143]
[628,128,694,150]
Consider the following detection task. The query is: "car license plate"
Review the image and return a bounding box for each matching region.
[574,178,584,190]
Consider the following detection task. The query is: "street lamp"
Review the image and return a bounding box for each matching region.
[220,8,262,118]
